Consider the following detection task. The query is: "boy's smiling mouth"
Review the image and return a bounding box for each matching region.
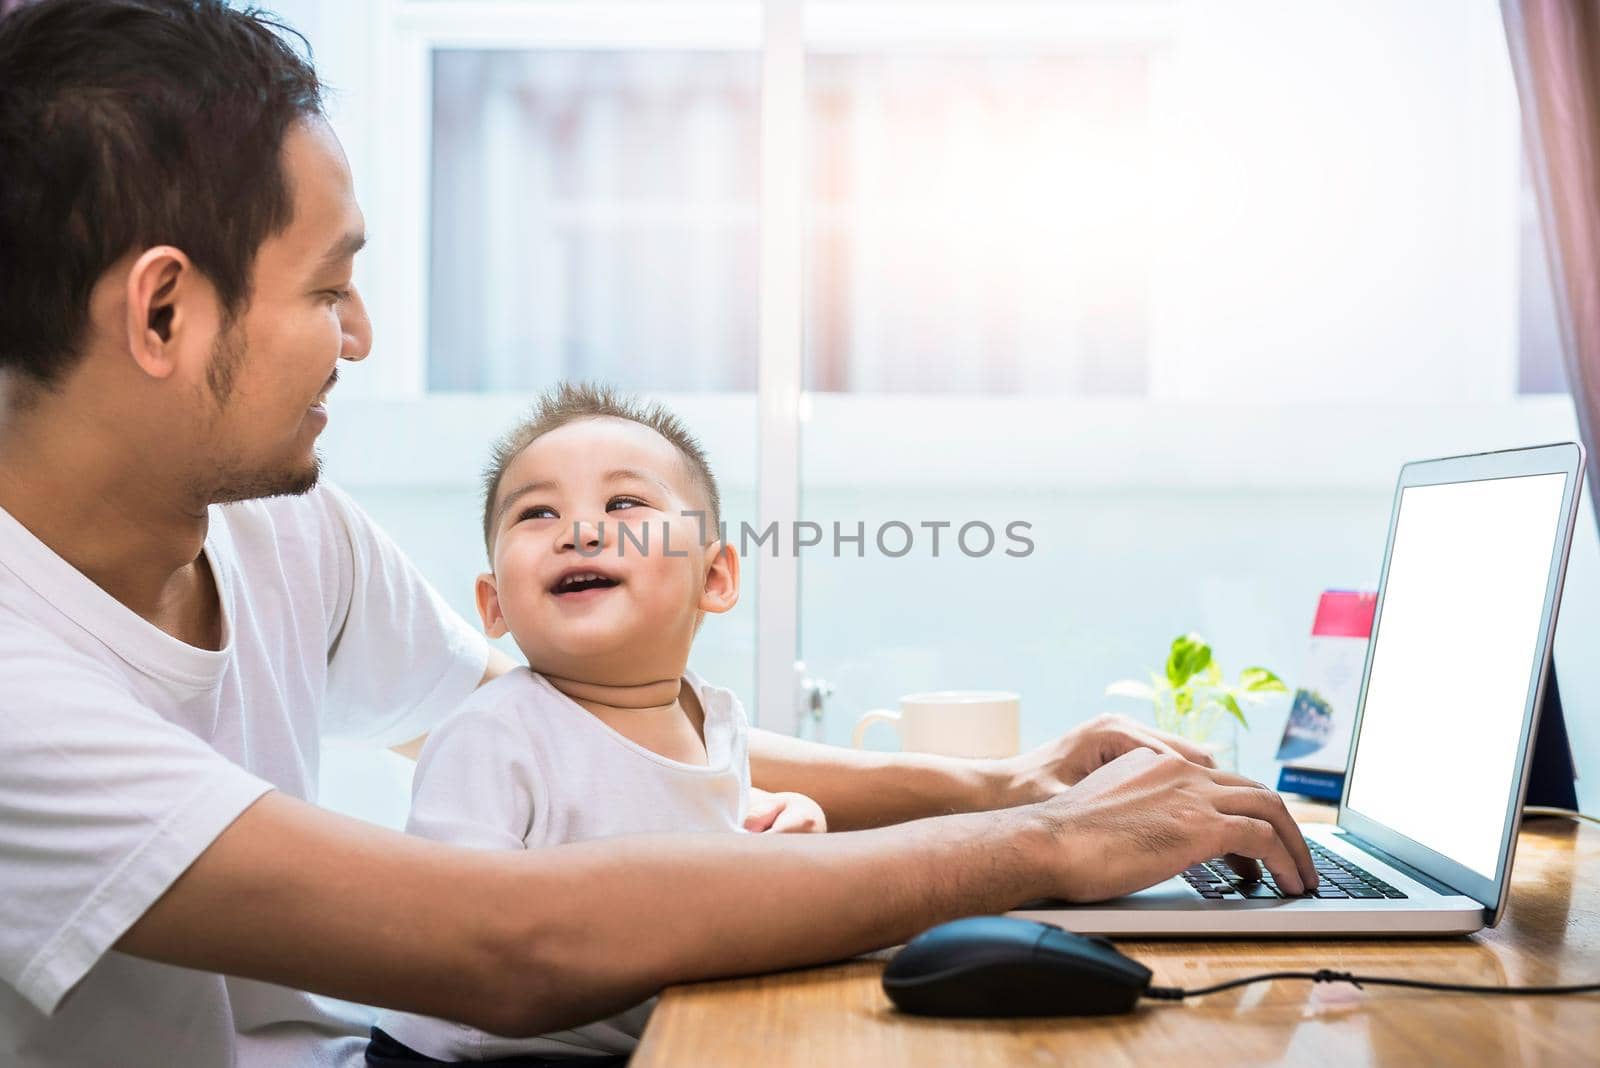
[550,568,623,596]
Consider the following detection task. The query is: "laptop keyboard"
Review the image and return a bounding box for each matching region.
[1181,840,1408,901]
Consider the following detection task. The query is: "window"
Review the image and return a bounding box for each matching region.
[429,50,760,393]
[428,45,1153,398]
[806,52,1151,395]
[295,1,1581,793]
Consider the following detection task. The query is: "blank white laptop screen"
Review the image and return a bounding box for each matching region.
[1345,472,1568,879]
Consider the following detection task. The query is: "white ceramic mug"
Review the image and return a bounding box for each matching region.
[852,690,1021,759]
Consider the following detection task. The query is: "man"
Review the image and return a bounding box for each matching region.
[0,2,1316,1065]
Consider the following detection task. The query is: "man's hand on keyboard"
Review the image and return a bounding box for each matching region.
[1032,747,1319,904]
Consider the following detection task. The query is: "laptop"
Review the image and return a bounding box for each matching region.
[1014,441,1586,936]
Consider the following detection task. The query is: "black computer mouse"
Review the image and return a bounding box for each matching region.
[882,915,1153,1017]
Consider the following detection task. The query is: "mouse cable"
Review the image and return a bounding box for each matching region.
[1145,970,1600,1001]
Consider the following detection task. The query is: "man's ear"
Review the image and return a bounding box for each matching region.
[698,539,740,615]
[123,246,202,380]
[475,571,510,638]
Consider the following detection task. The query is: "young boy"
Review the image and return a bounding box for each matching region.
[370,383,823,1064]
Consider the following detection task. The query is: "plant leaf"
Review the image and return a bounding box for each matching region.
[1240,666,1288,693]
[1106,680,1157,702]
[1220,692,1248,727]
[1166,633,1212,688]
[1174,688,1194,716]
[1164,644,1185,688]
[1199,660,1223,686]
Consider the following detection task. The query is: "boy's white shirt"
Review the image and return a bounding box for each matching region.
[0,482,490,1068]
[378,667,751,1060]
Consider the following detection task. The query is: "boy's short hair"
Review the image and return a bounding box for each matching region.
[482,382,722,558]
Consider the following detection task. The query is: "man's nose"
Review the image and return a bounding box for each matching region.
[339,284,373,362]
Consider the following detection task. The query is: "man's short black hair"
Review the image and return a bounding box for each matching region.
[0,0,323,390]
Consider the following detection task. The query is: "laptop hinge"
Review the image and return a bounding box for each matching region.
[1332,830,1462,897]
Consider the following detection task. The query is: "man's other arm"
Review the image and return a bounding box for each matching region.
[749,713,1226,831]
[390,646,518,760]
[116,748,1315,1038]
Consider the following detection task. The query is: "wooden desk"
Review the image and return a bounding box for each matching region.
[634,810,1599,1066]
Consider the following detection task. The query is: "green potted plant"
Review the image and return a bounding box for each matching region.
[1105,633,1287,770]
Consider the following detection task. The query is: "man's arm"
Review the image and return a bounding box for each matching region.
[749,713,1222,831]
[476,645,519,688]
[117,748,1315,1038]
[748,728,1004,831]
[390,646,519,760]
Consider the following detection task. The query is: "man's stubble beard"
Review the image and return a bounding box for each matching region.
[205,448,322,505]
[194,325,323,505]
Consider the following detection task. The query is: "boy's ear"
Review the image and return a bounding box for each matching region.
[698,539,739,615]
[474,571,510,638]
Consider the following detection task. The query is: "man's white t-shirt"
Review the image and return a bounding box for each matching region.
[377,668,750,1061]
[0,484,489,1068]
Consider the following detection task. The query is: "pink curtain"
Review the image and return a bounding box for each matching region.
[1503,0,1600,520]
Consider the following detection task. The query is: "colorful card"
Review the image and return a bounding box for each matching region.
[1275,590,1376,799]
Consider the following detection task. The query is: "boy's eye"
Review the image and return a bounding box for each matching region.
[518,505,557,522]
[607,496,646,513]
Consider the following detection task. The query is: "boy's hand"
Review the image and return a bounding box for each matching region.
[744,788,828,834]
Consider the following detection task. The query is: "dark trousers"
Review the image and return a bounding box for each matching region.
[365,1027,630,1068]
